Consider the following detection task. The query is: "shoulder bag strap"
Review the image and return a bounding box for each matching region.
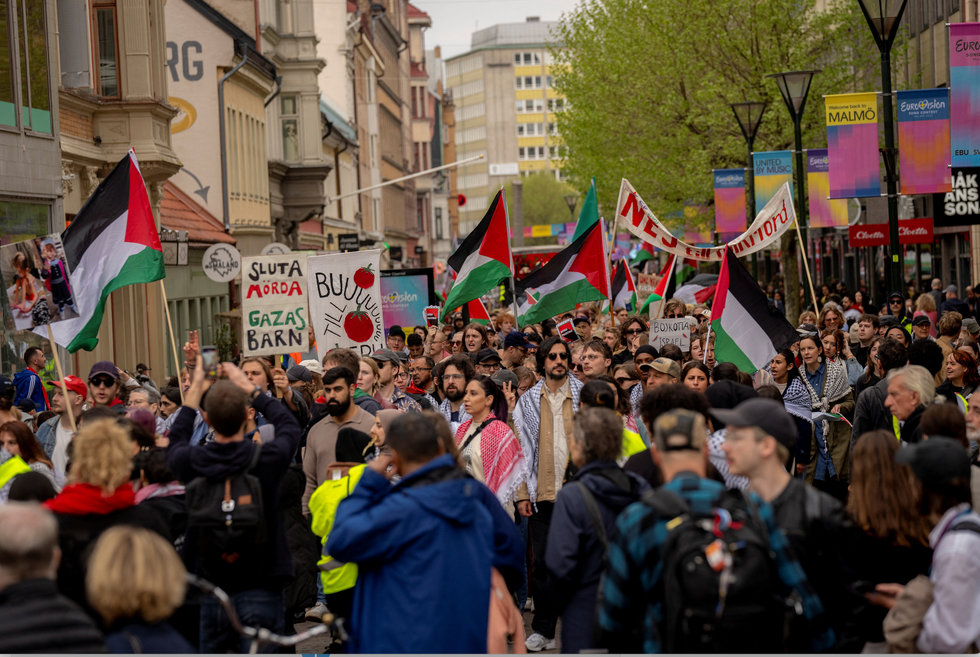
[459,418,495,454]
[572,481,608,550]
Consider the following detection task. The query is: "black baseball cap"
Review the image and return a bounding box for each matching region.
[476,348,501,364]
[711,398,798,452]
[879,315,899,328]
[573,315,591,326]
[0,375,12,397]
[387,325,406,340]
[911,315,931,327]
[896,437,971,493]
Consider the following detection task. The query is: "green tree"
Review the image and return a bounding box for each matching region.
[503,172,579,247]
[552,0,908,322]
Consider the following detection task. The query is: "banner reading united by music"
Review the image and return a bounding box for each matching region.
[826,92,881,198]
[753,151,793,215]
[713,169,747,242]
[950,23,980,167]
[806,149,848,228]
[897,89,952,194]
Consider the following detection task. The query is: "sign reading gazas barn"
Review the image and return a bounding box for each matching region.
[847,219,934,247]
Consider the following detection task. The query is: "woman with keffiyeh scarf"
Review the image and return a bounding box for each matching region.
[768,349,813,474]
[798,334,854,501]
[455,375,527,507]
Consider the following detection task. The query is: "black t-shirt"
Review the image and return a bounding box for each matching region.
[623,448,662,489]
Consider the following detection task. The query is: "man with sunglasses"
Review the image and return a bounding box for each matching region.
[87,361,127,414]
[885,291,912,332]
[372,350,421,413]
[513,336,584,652]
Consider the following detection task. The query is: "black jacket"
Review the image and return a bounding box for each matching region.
[545,461,650,654]
[167,392,301,593]
[900,405,925,444]
[0,578,107,653]
[280,463,318,616]
[139,493,187,550]
[850,377,892,461]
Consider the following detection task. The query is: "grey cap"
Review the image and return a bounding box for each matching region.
[946,285,958,294]
[964,318,980,335]
[371,349,401,363]
[286,365,312,383]
[492,369,518,389]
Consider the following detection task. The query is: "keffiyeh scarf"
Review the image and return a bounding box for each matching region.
[455,413,527,506]
[799,357,849,439]
[782,377,812,424]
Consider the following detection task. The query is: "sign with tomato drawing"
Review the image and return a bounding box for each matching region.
[307,249,385,361]
[242,253,309,357]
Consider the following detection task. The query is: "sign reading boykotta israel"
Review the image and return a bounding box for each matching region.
[242,253,308,356]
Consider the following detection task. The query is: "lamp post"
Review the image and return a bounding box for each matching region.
[564,194,578,219]
[731,101,768,279]
[768,70,820,323]
[857,0,909,297]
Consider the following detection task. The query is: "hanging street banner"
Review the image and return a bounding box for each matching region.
[713,169,747,242]
[615,178,796,262]
[242,253,309,356]
[307,249,385,361]
[847,218,934,247]
[897,89,953,194]
[950,23,980,167]
[933,167,980,226]
[806,149,849,228]
[753,151,793,214]
[826,92,881,198]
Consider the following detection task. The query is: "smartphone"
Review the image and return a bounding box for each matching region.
[201,346,219,379]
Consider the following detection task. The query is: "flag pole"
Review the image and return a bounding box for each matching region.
[794,220,818,315]
[501,187,521,324]
[45,325,76,432]
[604,218,618,327]
[159,280,185,404]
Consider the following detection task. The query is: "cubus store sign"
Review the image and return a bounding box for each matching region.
[847,219,934,247]
[933,168,980,226]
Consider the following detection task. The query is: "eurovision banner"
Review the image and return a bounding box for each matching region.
[950,23,980,167]
[826,92,881,198]
[897,89,952,194]
[615,178,795,262]
[753,151,793,215]
[806,150,849,228]
[306,249,385,360]
[713,169,747,241]
[242,253,309,357]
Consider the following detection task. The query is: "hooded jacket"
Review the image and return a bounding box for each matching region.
[545,461,650,654]
[12,368,46,412]
[886,291,912,330]
[167,392,301,593]
[327,454,525,653]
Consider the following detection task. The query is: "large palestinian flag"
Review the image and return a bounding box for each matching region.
[515,220,610,326]
[442,190,512,319]
[610,261,637,313]
[38,151,164,352]
[711,247,797,373]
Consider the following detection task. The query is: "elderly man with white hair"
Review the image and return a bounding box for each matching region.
[0,503,106,652]
[884,364,936,445]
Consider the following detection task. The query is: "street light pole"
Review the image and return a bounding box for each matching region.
[731,101,768,280]
[856,0,910,296]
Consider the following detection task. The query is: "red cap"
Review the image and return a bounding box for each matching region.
[49,375,87,398]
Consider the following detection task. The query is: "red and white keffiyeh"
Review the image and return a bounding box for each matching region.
[455,413,527,506]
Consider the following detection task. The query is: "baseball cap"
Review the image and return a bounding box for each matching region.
[387,325,406,340]
[573,315,591,326]
[888,291,905,301]
[911,315,932,327]
[504,331,530,349]
[16,399,35,414]
[710,398,798,452]
[946,285,958,294]
[476,347,501,364]
[796,323,820,337]
[492,369,518,389]
[371,349,401,364]
[896,437,970,493]
[653,409,708,452]
[88,360,119,381]
[299,359,324,376]
[0,375,12,397]
[286,364,312,384]
[48,375,87,398]
[642,357,681,380]
[879,315,899,328]
[694,308,711,319]
[963,318,980,335]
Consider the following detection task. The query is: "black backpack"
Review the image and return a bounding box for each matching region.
[185,444,268,578]
[642,485,788,653]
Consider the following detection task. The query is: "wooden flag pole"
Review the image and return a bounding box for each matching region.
[45,325,76,432]
[159,280,184,404]
[794,220,818,315]
[605,221,618,327]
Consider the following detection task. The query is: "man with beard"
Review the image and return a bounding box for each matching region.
[438,354,474,434]
[514,336,583,652]
[302,366,376,514]
[411,356,440,403]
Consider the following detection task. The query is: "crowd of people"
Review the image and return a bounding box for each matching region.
[1,274,980,654]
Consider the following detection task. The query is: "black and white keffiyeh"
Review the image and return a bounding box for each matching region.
[799,357,849,438]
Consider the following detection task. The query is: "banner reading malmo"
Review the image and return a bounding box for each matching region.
[242,253,309,356]
[826,92,881,198]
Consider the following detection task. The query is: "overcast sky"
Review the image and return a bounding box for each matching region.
[414,0,579,60]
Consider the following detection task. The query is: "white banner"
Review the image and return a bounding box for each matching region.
[649,318,691,351]
[242,253,309,356]
[307,249,385,361]
[615,179,796,261]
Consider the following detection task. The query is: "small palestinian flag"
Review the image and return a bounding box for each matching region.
[632,241,655,265]
[442,190,513,320]
[610,261,638,313]
[515,220,610,326]
[639,254,676,316]
[711,247,797,373]
[467,297,494,328]
[38,151,164,352]
[676,257,697,287]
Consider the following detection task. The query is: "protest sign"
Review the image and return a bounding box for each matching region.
[637,273,658,298]
[424,306,440,328]
[1,234,80,330]
[202,243,241,283]
[649,318,691,351]
[307,249,385,361]
[242,253,308,356]
[556,318,579,344]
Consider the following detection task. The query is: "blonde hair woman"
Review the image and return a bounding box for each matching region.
[44,419,169,610]
[86,525,194,652]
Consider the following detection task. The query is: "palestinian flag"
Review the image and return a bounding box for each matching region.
[467,297,494,328]
[38,151,164,352]
[515,220,610,326]
[676,257,697,287]
[675,274,719,305]
[639,254,676,315]
[632,241,655,265]
[442,190,512,319]
[610,261,638,313]
[711,247,797,373]
[570,178,599,242]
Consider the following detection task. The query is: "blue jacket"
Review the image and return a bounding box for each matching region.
[327,455,525,653]
[12,369,46,412]
[35,415,59,458]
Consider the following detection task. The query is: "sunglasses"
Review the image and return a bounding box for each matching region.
[666,313,684,319]
[889,300,902,305]
[451,340,462,345]
[90,377,116,388]
[615,377,637,385]
[624,328,644,335]
[547,352,569,362]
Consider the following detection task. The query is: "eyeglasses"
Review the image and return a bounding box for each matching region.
[625,328,644,335]
[90,377,116,388]
[615,377,637,385]
[480,363,501,371]
[547,352,569,362]
[443,373,465,381]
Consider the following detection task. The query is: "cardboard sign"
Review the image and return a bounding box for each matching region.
[242,253,309,356]
[847,219,934,247]
[637,273,658,297]
[649,318,690,351]
[1,234,81,330]
[424,306,440,328]
[557,318,579,344]
[307,249,385,360]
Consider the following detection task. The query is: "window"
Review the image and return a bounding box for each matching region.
[3,0,51,129]
[549,146,556,158]
[546,75,553,88]
[281,95,299,161]
[537,146,544,158]
[514,53,521,65]
[547,98,565,112]
[93,1,118,99]
[548,122,557,135]
[514,52,541,66]
[534,76,542,88]
[435,207,443,239]
[518,147,525,159]
[416,197,424,230]
[369,134,378,167]
[367,67,376,102]
[372,197,381,232]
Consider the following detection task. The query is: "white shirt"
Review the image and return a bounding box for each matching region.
[51,420,73,476]
[545,379,569,493]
